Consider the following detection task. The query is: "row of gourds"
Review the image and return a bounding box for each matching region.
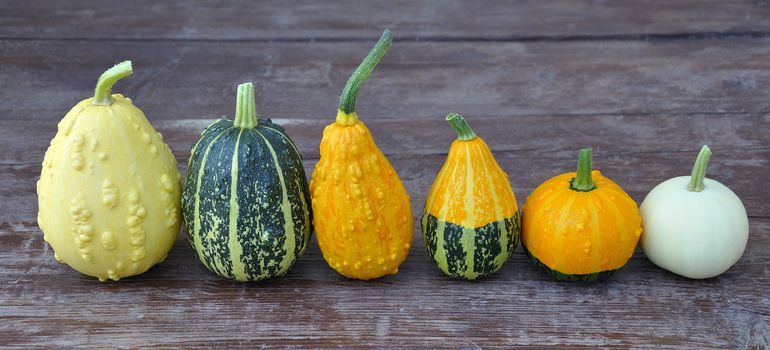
[37,30,749,283]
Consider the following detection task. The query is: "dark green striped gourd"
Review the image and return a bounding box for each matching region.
[181,82,312,281]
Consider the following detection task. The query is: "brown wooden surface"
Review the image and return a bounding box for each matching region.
[1,1,769,348]
[2,0,769,40]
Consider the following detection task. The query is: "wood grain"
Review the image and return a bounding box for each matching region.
[1,0,768,41]
[1,218,768,348]
[1,1,769,348]
[2,115,768,347]
[2,114,769,220]
[2,38,770,121]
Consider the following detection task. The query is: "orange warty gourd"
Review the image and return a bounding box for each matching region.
[522,148,642,282]
[310,30,413,280]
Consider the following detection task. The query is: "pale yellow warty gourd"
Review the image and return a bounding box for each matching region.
[37,61,181,281]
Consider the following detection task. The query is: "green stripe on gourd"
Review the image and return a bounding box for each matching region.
[522,245,618,283]
[422,211,520,280]
[181,82,312,281]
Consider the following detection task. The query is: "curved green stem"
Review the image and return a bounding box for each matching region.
[570,148,596,192]
[445,113,477,141]
[687,145,712,192]
[93,60,133,105]
[233,82,257,129]
[337,29,392,114]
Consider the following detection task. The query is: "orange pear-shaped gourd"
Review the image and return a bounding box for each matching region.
[310,30,413,280]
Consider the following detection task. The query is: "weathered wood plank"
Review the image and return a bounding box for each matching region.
[4,114,768,163]
[1,217,767,348]
[7,148,769,224]
[2,2,769,348]
[2,38,770,121]
[4,114,768,220]
[1,1,768,41]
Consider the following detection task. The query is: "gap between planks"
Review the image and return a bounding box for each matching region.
[0,30,769,44]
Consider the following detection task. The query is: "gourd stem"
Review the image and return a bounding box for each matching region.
[445,113,477,141]
[93,60,133,105]
[337,29,392,114]
[687,145,711,192]
[570,148,596,192]
[233,82,258,129]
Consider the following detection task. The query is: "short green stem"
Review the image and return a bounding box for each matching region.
[233,82,258,129]
[338,29,392,114]
[93,60,133,105]
[570,148,596,192]
[445,113,477,141]
[687,145,712,192]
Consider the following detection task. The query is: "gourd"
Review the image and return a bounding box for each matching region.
[310,30,413,280]
[181,82,312,281]
[422,113,520,280]
[521,148,642,282]
[640,145,748,279]
[37,61,181,281]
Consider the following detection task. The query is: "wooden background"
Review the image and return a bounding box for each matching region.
[1,1,769,348]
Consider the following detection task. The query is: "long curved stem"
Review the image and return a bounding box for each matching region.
[445,113,477,141]
[687,145,712,192]
[233,82,257,129]
[570,148,596,192]
[93,60,133,105]
[337,30,392,118]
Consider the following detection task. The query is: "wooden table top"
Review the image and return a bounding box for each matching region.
[1,1,768,348]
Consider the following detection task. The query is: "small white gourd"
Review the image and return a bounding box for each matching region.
[640,145,749,279]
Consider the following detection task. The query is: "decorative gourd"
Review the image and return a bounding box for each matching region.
[37,61,181,281]
[521,148,642,282]
[310,30,412,280]
[181,82,312,281]
[421,113,520,280]
[640,145,748,279]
